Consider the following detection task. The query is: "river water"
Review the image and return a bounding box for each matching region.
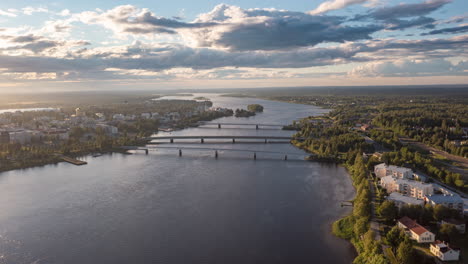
[0,94,355,264]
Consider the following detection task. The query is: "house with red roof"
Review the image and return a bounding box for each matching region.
[397,216,435,243]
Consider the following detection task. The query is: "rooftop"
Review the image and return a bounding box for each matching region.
[387,193,424,206]
[395,178,433,189]
[398,216,431,236]
[425,193,463,204]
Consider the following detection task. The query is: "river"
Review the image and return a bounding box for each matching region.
[0,94,356,264]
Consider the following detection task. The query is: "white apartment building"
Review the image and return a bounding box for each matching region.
[380,176,434,199]
[374,163,413,179]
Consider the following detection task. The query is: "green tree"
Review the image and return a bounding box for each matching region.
[433,204,452,221]
[354,217,369,236]
[378,201,398,223]
[397,238,414,264]
[439,224,460,242]
[386,226,405,250]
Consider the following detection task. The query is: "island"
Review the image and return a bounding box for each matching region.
[247,104,264,112]
[234,108,256,118]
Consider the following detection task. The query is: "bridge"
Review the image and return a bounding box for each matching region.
[201,122,287,129]
[148,135,302,144]
[121,146,309,161]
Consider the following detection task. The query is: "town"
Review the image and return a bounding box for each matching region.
[0,98,233,172]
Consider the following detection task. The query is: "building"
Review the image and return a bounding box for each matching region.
[75,108,85,117]
[425,193,464,213]
[430,240,460,261]
[96,124,118,135]
[112,114,125,121]
[141,113,151,119]
[387,192,424,209]
[43,129,69,141]
[167,112,180,121]
[441,219,466,234]
[397,216,435,243]
[9,130,33,144]
[380,176,434,199]
[0,131,10,144]
[374,163,413,179]
[361,124,372,131]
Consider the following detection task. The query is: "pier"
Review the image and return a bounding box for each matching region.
[61,156,87,166]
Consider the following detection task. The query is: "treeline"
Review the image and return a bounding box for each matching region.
[293,121,373,160]
[332,152,387,264]
[373,103,467,157]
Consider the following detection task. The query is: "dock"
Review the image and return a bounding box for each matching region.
[61,156,87,166]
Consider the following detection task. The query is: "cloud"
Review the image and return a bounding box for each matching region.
[309,0,370,15]
[385,16,436,30]
[22,7,49,15]
[185,4,382,51]
[76,5,215,37]
[349,58,467,77]
[361,0,451,20]
[0,9,17,17]
[0,3,466,83]
[422,25,468,35]
[10,34,42,43]
[0,34,466,81]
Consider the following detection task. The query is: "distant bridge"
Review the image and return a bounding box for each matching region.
[201,122,287,129]
[147,135,303,144]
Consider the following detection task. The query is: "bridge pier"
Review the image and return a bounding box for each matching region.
[284,155,288,161]
[145,149,148,155]
[256,124,259,130]
[218,124,221,129]
[253,152,257,160]
[232,138,235,144]
[201,138,204,143]
[264,139,267,144]
[215,150,218,159]
[170,138,174,143]
[179,149,182,157]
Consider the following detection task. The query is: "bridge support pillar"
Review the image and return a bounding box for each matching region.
[215,150,218,159]
[232,138,235,144]
[253,152,257,160]
[145,149,148,155]
[264,139,267,144]
[201,138,204,143]
[284,155,288,161]
[179,149,182,157]
[218,124,221,129]
[256,124,259,130]
[170,138,174,143]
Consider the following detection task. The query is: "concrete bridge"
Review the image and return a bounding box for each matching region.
[122,146,308,160]
[147,135,303,144]
[201,122,287,129]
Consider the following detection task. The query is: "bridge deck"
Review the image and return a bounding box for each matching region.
[149,135,297,140]
[202,122,286,126]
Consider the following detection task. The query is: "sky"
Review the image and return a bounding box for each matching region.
[0,0,467,91]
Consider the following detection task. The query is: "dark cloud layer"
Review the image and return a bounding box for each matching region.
[364,0,451,20]
[422,25,468,35]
